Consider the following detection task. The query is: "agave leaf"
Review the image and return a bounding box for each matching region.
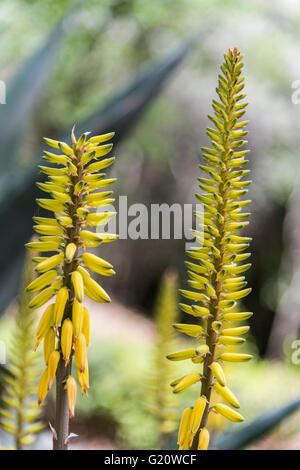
[0,365,13,377]
[0,36,196,313]
[0,16,69,203]
[76,36,196,141]
[214,399,300,450]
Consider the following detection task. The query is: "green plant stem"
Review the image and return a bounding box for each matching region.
[53,360,72,450]
[191,284,220,449]
[191,229,226,449]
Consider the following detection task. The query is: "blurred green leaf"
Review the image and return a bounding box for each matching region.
[0,15,69,202]
[0,365,12,378]
[214,399,300,450]
[76,36,196,141]
[0,12,71,314]
[0,36,196,313]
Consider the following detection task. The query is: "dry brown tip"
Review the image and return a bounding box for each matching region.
[71,125,77,145]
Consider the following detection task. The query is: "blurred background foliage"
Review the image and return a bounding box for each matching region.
[1,0,300,449]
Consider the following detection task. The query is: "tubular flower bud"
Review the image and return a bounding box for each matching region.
[86,157,115,174]
[79,230,103,244]
[173,373,201,394]
[178,407,193,447]
[33,216,59,226]
[166,349,196,362]
[172,323,203,337]
[83,276,111,303]
[222,312,253,322]
[191,305,210,317]
[61,319,73,365]
[53,287,69,327]
[196,344,209,356]
[29,286,56,309]
[215,383,240,408]
[32,256,48,263]
[192,356,204,364]
[74,333,87,373]
[56,216,72,226]
[214,403,244,423]
[88,132,115,144]
[34,304,54,350]
[212,321,222,331]
[86,211,116,225]
[170,49,253,450]
[26,129,117,421]
[198,428,210,450]
[221,326,250,336]
[81,252,114,276]
[35,253,64,273]
[33,224,63,236]
[170,376,187,388]
[218,335,245,345]
[190,396,206,435]
[72,300,84,338]
[43,328,56,365]
[65,243,77,262]
[223,288,251,301]
[77,265,90,281]
[66,376,77,418]
[210,362,226,386]
[220,353,253,362]
[25,240,60,252]
[26,270,58,292]
[84,191,113,204]
[47,350,61,390]
[77,363,89,395]
[38,368,49,405]
[51,278,63,291]
[71,271,84,302]
[82,307,90,346]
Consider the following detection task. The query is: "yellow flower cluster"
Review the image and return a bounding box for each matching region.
[168,48,253,450]
[26,128,117,417]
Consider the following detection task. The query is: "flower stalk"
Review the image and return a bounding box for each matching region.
[0,247,43,449]
[168,48,253,450]
[146,268,179,448]
[26,128,117,450]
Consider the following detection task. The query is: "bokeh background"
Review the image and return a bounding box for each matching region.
[1,0,300,450]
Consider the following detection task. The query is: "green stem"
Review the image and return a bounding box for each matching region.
[53,360,71,450]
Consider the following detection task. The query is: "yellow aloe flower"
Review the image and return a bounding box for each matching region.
[66,376,77,418]
[25,129,117,449]
[168,48,253,450]
[198,428,210,450]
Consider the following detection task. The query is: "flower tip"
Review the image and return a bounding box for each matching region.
[71,124,76,143]
[66,376,77,419]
